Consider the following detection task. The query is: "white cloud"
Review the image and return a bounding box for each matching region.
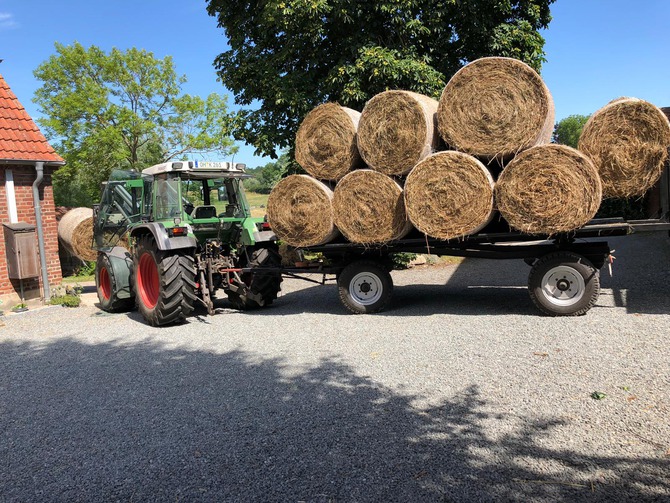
[0,12,18,29]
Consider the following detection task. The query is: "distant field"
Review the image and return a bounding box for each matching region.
[200,192,269,218]
[246,192,269,218]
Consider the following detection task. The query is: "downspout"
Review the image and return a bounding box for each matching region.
[32,161,51,302]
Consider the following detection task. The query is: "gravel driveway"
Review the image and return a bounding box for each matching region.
[1,232,669,502]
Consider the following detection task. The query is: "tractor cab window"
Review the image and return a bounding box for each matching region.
[94,169,143,250]
[217,185,229,202]
[207,178,249,218]
[181,179,203,214]
[154,176,182,220]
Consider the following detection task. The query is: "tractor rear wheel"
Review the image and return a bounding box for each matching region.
[133,235,197,326]
[228,246,282,310]
[95,252,134,312]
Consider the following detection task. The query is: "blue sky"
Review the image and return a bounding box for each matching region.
[1,0,669,168]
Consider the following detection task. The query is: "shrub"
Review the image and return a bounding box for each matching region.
[49,284,83,308]
[75,260,96,277]
[390,252,417,270]
[50,295,81,308]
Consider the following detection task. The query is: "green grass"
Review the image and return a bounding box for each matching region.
[245,192,269,207]
[63,274,94,283]
[209,192,269,218]
[246,192,269,218]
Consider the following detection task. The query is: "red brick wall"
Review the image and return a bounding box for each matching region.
[0,165,62,298]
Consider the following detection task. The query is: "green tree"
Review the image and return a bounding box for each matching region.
[552,114,590,148]
[34,42,237,206]
[206,0,555,158]
[244,154,291,194]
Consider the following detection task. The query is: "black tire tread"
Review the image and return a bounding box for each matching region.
[96,252,134,313]
[134,236,197,326]
[228,246,282,310]
[337,260,393,314]
[528,251,600,317]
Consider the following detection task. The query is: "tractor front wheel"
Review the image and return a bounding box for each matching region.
[96,252,134,312]
[133,236,197,326]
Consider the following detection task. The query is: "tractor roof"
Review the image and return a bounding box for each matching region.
[142,160,250,179]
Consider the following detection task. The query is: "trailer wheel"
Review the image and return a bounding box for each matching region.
[95,252,134,312]
[133,235,197,326]
[528,251,600,316]
[338,260,393,314]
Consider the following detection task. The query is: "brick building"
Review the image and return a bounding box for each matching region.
[0,74,64,304]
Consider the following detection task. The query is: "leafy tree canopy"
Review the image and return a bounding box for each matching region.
[552,114,590,148]
[33,42,237,206]
[206,0,555,158]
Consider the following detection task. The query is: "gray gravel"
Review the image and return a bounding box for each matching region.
[1,232,669,502]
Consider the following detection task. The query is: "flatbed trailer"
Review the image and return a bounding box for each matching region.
[245,165,670,316]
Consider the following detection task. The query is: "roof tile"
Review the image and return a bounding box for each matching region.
[0,74,64,164]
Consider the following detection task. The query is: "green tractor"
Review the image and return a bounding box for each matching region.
[92,160,282,326]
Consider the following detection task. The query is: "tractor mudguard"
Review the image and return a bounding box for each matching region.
[104,246,134,300]
[130,222,197,251]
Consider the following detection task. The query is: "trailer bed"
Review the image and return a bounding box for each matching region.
[245,215,670,317]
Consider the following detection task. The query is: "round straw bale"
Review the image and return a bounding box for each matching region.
[495,145,602,235]
[295,103,363,181]
[58,207,97,261]
[437,57,555,160]
[578,98,670,198]
[404,151,495,239]
[266,175,339,247]
[357,91,439,175]
[333,170,412,244]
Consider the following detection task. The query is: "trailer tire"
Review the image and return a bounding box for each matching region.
[133,235,197,326]
[528,251,600,316]
[338,260,393,314]
[228,246,282,310]
[96,252,134,312]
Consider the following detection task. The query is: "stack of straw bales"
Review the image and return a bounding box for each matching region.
[268,56,670,246]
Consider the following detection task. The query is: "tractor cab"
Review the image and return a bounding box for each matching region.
[141,160,251,221]
[94,160,270,252]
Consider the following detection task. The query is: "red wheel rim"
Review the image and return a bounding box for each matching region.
[138,252,159,309]
[99,266,111,301]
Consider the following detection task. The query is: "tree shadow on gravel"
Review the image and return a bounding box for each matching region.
[1,339,667,502]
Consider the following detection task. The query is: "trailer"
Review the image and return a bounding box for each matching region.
[247,166,670,317]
